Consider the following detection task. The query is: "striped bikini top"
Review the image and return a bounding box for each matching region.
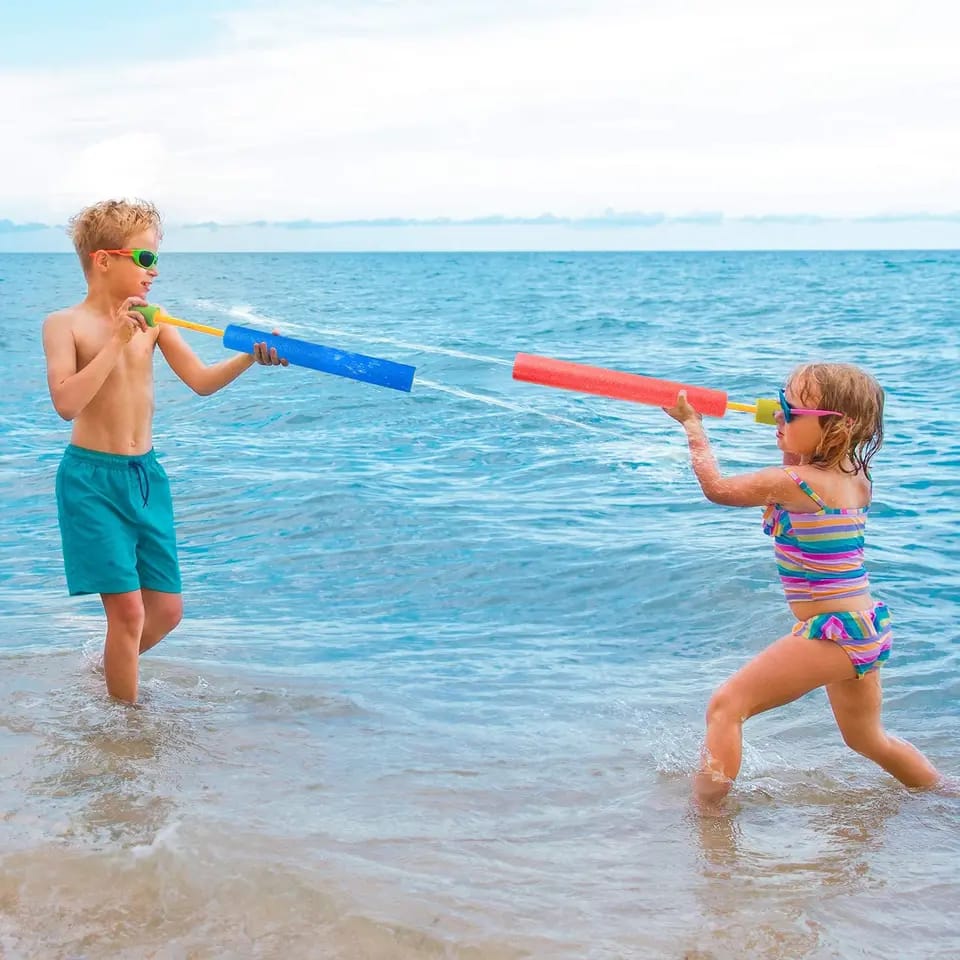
[762,468,870,603]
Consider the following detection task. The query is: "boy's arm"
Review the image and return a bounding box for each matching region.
[43,310,129,421]
[157,325,256,396]
[157,325,286,396]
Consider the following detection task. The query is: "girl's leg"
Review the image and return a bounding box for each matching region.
[826,671,940,787]
[139,588,183,654]
[696,632,856,805]
[100,590,146,703]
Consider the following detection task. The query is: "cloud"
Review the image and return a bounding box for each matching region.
[670,213,725,226]
[741,214,829,225]
[177,210,960,229]
[1,0,958,229]
[0,219,51,233]
[183,211,671,229]
[219,0,606,44]
[856,212,960,223]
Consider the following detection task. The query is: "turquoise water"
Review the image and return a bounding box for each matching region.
[1,251,958,959]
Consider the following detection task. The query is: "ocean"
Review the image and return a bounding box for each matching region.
[1,250,958,959]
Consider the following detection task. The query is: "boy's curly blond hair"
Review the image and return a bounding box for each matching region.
[788,362,884,475]
[68,199,163,272]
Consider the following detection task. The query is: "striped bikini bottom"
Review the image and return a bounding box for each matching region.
[792,602,892,677]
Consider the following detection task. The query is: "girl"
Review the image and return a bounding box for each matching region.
[664,362,941,805]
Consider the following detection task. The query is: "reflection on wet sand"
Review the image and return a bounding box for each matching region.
[681,782,907,960]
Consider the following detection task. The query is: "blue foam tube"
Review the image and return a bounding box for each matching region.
[221,324,415,392]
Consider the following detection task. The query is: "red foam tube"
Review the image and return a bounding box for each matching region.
[512,353,729,417]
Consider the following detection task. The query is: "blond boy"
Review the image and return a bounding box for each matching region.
[42,199,285,704]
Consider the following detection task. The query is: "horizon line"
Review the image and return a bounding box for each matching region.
[2,248,958,256]
[3,210,960,235]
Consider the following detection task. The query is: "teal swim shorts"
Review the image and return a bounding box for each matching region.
[55,445,182,596]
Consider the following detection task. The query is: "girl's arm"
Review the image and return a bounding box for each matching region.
[665,391,795,507]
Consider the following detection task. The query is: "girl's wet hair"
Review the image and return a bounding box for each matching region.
[789,362,884,474]
[69,199,163,272]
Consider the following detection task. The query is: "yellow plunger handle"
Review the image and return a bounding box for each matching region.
[726,397,779,425]
[157,313,225,338]
[134,305,225,339]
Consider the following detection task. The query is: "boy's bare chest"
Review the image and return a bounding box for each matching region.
[76,327,157,377]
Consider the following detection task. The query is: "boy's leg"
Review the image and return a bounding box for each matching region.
[57,447,182,700]
[99,589,182,702]
[696,632,856,804]
[101,590,146,703]
[139,589,183,654]
[58,448,142,702]
[826,672,940,787]
[136,452,183,656]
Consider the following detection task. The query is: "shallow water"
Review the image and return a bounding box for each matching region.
[1,251,958,958]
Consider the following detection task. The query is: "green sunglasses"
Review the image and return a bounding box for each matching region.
[90,248,159,269]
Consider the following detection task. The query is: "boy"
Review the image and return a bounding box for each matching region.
[42,199,286,704]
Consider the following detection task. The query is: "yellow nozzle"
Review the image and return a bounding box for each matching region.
[754,397,779,426]
[725,398,779,426]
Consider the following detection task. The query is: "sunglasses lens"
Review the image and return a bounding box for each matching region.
[135,250,157,268]
[778,389,792,423]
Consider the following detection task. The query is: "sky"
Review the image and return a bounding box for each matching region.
[1,0,958,251]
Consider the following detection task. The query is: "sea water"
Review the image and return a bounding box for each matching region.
[1,250,958,959]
